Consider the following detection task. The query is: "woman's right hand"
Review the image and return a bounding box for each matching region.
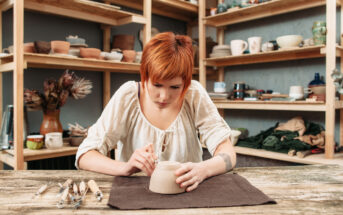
[122,144,157,176]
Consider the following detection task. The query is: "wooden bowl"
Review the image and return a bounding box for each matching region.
[79,48,101,59]
[51,40,70,54]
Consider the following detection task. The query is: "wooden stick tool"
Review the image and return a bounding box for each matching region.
[88,180,103,201]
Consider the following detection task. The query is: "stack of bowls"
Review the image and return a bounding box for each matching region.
[209,45,231,58]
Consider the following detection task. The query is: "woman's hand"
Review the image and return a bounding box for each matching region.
[175,162,209,192]
[122,144,157,176]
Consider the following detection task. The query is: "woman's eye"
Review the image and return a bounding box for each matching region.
[171,86,180,89]
[154,84,162,87]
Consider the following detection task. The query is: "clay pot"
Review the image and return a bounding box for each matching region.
[51,40,70,54]
[34,41,51,54]
[40,109,63,135]
[149,161,185,194]
[3,43,36,53]
[122,50,136,63]
[112,35,135,50]
[79,48,101,59]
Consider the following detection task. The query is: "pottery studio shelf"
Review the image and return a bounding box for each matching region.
[234,146,343,166]
[1,0,146,25]
[203,0,326,27]
[0,53,140,73]
[0,145,78,167]
[212,100,343,111]
[103,0,198,22]
[205,45,326,67]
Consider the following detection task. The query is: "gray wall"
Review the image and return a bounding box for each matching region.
[2,9,186,133]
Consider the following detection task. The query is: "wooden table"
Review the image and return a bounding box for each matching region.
[0,165,342,214]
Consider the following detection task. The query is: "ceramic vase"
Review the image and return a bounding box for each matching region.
[40,109,63,135]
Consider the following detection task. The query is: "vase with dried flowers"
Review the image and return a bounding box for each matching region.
[24,70,92,135]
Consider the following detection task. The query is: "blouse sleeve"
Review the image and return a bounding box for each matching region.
[190,81,231,156]
[75,81,135,169]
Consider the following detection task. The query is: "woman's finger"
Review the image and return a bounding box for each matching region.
[134,152,154,173]
[176,170,193,185]
[175,163,192,177]
[180,175,197,188]
[186,181,199,192]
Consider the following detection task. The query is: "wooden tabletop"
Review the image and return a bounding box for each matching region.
[0,164,342,214]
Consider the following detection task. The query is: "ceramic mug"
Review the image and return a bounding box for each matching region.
[214,82,226,93]
[248,36,262,54]
[261,42,274,52]
[45,132,63,149]
[289,86,312,100]
[230,40,248,56]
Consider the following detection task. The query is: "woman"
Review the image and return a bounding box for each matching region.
[76,32,236,192]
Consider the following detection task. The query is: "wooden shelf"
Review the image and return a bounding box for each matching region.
[104,0,198,22]
[213,100,343,111]
[204,0,326,27]
[4,146,78,161]
[2,0,146,26]
[205,45,325,67]
[0,53,140,73]
[235,146,343,165]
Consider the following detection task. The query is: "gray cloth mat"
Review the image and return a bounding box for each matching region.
[108,173,276,210]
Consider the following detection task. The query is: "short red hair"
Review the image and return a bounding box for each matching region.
[140,32,193,100]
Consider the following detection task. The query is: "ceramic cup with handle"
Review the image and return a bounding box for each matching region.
[248,36,262,54]
[45,132,63,149]
[289,86,312,100]
[230,40,248,56]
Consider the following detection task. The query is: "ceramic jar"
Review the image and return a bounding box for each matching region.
[34,41,51,54]
[149,161,186,194]
[312,21,326,45]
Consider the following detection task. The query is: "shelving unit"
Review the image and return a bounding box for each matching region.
[199,0,343,164]
[0,0,152,170]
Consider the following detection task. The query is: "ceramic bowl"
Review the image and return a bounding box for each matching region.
[66,36,86,45]
[230,130,242,145]
[122,50,136,63]
[70,136,85,146]
[51,40,70,54]
[68,48,80,57]
[149,161,186,194]
[34,41,51,54]
[276,35,303,49]
[79,48,101,59]
[309,85,326,95]
[135,51,142,63]
[4,43,36,53]
[105,51,123,62]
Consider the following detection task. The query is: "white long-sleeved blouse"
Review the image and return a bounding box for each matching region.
[75,80,231,169]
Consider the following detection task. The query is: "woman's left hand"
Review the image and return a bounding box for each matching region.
[174,162,209,192]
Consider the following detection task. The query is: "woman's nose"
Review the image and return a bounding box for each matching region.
[159,89,169,100]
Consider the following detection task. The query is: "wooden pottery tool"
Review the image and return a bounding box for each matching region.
[57,187,70,209]
[296,150,312,158]
[88,180,103,201]
[59,179,73,193]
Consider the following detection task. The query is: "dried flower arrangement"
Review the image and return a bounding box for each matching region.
[24,70,92,112]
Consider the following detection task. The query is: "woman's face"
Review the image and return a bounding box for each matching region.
[146,76,184,109]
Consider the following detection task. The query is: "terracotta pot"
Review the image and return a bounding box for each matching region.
[122,50,136,63]
[79,48,101,59]
[40,109,63,135]
[51,40,70,54]
[4,43,36,53]
[112,35,135,50]
[34,41,51,54]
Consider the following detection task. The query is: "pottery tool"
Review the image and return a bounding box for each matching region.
[59,179,73,193]
[74,187,89,209]
[57,186,70,209]
[88,180,103,201]
[34,182,52,197]
[79,181,87,196]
